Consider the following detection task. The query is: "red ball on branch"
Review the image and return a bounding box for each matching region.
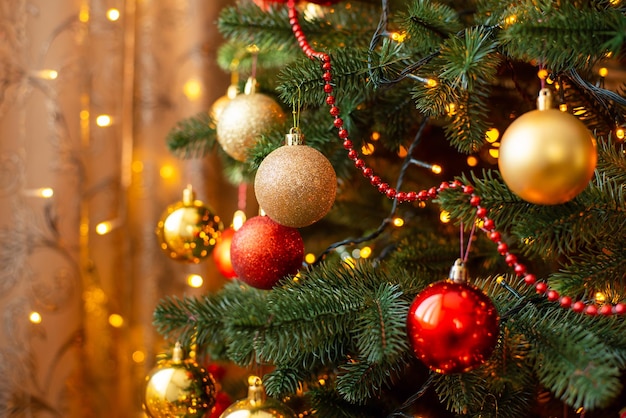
[407,280,500,374]
[253,0,343,11]
[230,216,304,290]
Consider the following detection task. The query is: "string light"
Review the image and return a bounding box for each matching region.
[159,164,176,180]
[359,246,372,258]
[559,104,568,112]
[305,253,316,264]
[106,8,120,21]
[466,156,478,167]
[132,350,145,363]
[31,69,58,80]
[598,67,608,77]
[183,79,202,101]
[485,128,499,143]
[425,78,438,88]
[430,164,442,174]
[392,217,404,227]
[29,311,42,324]
[397,145,408,158]
[96,114,113,127]
[615,126,624,141]
[440,210,451,223]
[109,314,124,328]
[361,143,375,155]
[187,274,204,288]
[22,187,54,198]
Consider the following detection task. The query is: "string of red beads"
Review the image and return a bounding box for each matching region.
[285,1,624,316]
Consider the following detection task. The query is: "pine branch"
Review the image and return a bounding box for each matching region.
[403,0,463,54]
[165,112,215,159]
[499,1,626,72]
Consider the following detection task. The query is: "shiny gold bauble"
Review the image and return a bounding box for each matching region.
[498,89,597,205]
[210,84,239,125]
[144,344,217,418]
[156,186,223,263]
[219,376,297,418]
[255,131,336,228]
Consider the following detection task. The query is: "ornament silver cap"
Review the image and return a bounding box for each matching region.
[449,258,468,283]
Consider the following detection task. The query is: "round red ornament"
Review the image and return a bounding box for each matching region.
[407,280,500,374]
[253,0,342,11]
[213,228,237,279]
[230,216,304,290]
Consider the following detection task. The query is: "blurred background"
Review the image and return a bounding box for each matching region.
[0,0,242,416]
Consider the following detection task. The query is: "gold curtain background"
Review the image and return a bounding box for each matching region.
[0,0,237,416]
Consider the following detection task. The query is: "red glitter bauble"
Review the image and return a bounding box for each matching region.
[213,228,237,279]
[230,216,304,290]
[407,280,500,374]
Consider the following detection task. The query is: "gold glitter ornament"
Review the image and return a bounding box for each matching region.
[144,343,217,418]
[498,88,597,205]
[219,376,297,418]
[156,185,223,263]
[210,84,239,125]
[216,77,286,161]
[254,129,336,228]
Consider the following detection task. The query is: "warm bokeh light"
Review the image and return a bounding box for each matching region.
[187,274,204,288]
[426,78,438,88]
[305,253,316,264]
[392,217,404,227]
[504,14,516,25]
[595,292,606,303]
[159,164,176,179]
[79,6,90,22]
[32,69,58,80]
[361,143,375,155]
[232,210,246,230]
[109,314,124,328]
[132,160,144,173]
[96,221,113,235]
[466,155,478,167]
[559,104,568,112]
[397,145,408,158]
[485,128,499,143]
[371,131,380,141]
[183,79,202,101]
[616,127,625,140]
[537,68,548,80]
[489,148,499,159]
[106,8,120,21]
[29,311,42,324]
[439,210,451,223]
[23,187,54,198]
[598,67,608,77]
[359,246,372,259]
[390,31,407,42]
[96,114,113,127]
[132,350,146,363]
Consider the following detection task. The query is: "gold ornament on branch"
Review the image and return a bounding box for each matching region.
[143,342,217,418]
[216,77,286,161]
[498,88,597,205]
[156,185,223,263]
[254,128,337,228]
[219,376,297,418]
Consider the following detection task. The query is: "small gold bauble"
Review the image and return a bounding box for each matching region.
[144,343,217,418]
[210,84,239,125]
[156,186,223,263]
[255,131,336,228]
[498,89,597,205]
[219,376,297,418]
[216,79,285,162]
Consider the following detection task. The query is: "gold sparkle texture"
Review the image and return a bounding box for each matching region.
[255,144,336,228]
[216,93,285,161]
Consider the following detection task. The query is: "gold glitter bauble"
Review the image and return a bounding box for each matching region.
[144,344,217,418]
[210,84,239,125]
[255,134,336,228]
[156,186,223,263]
[498,89,596,205]
[216,92,285,162]
[219,376,297,418]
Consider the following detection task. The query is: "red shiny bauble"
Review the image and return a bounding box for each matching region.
[213,228,237,279]
[230,216,304,290]
[407,280,500,374]
[207,391,232,418]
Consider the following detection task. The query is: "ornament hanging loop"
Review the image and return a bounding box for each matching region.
[449,258,469,284]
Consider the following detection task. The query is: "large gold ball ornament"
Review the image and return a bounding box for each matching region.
[219,376,297,418]
[255,130,336,228]
[156,186,223,263]
[216,78,285,162]
[498,88,597,205]
[144,343,217,418]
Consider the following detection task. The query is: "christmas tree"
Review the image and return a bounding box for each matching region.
[150,0,626,416]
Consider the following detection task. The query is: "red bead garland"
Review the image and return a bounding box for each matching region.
[285,1,624,317]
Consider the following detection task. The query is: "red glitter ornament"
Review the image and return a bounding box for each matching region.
[213,228,237,279]
[230,216,304,290]
[407,280,500,374]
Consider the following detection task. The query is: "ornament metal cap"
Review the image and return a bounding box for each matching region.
[247,375,266,405]
[536,88,553,111]
[172,342,183,364]
[449,258,468,283]
[285,127,304,145]
[244,76,257,95]
[182,184,196,206]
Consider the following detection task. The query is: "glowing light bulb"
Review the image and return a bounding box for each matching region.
[29,311,42,324]
[96,114,112,127]
[440,210,451,223]
[187,274,204,288]
[430,164,442,174]
[305,253,316,264]
[467,156,478,167]
[616,127,625,141]
[106,8,120,21]
[109,314,124,328]
[361,143,375,155]
[598,67,608,77]
[359,246,372,259]
[371,132,380,141]
[392,217,404,227]
[426,78,438,88]
[485,128,499,143]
